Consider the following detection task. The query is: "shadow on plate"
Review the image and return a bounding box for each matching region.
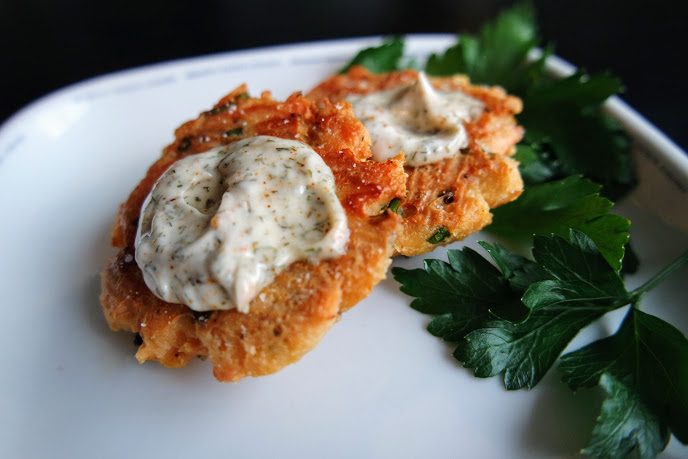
[518,370,603,456]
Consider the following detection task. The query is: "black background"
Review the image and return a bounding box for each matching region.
[2,0,685,151]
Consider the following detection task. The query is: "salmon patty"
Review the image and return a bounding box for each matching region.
[308,66,524,256]
[101,86,406,382]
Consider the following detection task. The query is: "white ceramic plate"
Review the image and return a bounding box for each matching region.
[1,36,686,458]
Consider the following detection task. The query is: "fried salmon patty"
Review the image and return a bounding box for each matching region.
[307,66,524,256]
[100,87,406,382]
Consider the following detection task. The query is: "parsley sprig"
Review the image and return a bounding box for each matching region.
[339,37,404,74]
[423,3,635,199]
[393,236,688,457]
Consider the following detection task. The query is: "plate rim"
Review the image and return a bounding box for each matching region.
[2,34,687,177]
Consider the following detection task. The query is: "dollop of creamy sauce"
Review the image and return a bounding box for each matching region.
[346,72,484,166]
[135,136,349,313]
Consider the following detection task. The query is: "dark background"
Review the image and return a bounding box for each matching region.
[1,0,684,151]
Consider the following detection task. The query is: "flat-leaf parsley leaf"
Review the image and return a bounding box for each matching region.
[393,235,688,453]
[488,175,630,272]
[394,230,634,389]
[560,306,688,455]
[340,37,404,74]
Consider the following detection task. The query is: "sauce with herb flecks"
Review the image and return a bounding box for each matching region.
[135,136,349,313]
[346,72,484,166]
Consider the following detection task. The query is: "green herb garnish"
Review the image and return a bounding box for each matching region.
[560,304,688,457]
[208,92,249,116]
[340,37,404,74]
[208,104,230,116]
[427,226,451,244]
[224,127,243,137]
[393,235,688,457]
[517,71,634,200]
[388,197,402,214]
[425,1,538,91]
[424,2,635,199]
[488,175,630,272]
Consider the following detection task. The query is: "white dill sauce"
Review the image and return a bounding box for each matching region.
[346,72,484,166]
[135,136,349,313]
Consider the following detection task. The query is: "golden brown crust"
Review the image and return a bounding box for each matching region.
[307,66,524,256]
[101,88,406,381]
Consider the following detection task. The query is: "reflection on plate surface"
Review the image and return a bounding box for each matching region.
[0,36,686,458]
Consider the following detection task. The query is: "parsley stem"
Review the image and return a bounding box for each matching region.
[630,250,688,300]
